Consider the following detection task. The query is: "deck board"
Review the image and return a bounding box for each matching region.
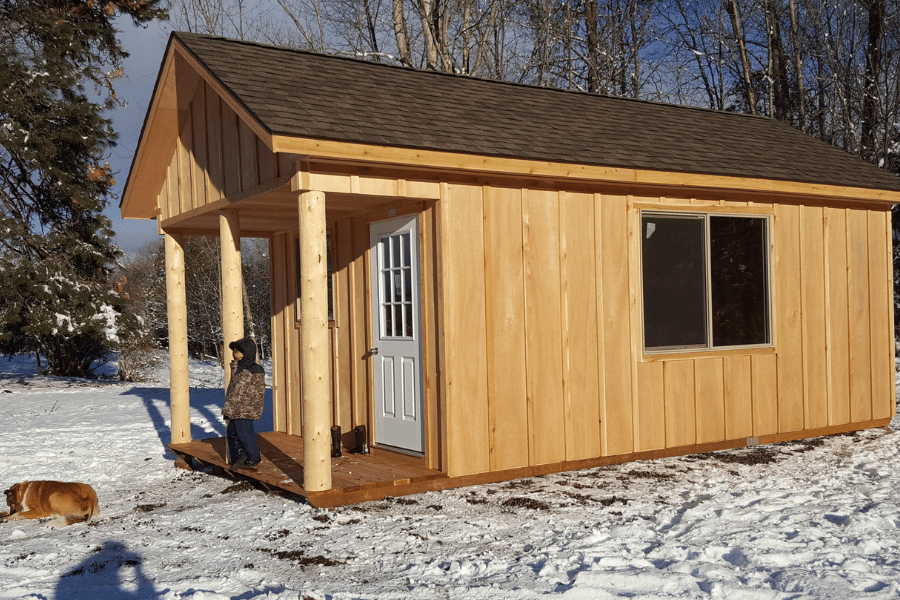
[169,431,447,507]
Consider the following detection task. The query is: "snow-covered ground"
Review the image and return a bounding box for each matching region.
[1,353,899,600]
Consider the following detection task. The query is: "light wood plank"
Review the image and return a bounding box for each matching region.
[483,186,529,471]
[523,188,566,466]
[349,216,370,432]
[695,358,725,443]
[163,155,177,221]
[774,204,804,432]
[752,353,778,436]
[868,210,893,420]
[258,137,278,184]
[886,213,898,420]
[206,90,225,202]
[847,209,873,422]
[334,219,353,431]
[239,119,259,192]
[190,82,209,209]
[800,206,828,428]
[593,194,608,456]
[601,195,634,455]
[664,360,695,447]
[177,114,193,215]
[824,208,851,425]
[724,355,753,439]
[442,183,490,476]
[270,234,288,433]
[419,203,442,470]
[285,235,301,436]
[560,191,602,460]
[221,102,241,197]
[636,361,665,451]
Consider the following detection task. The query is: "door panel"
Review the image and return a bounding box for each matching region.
[370,216,424,453]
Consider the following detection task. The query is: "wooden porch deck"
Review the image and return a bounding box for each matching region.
[169,431,448,508]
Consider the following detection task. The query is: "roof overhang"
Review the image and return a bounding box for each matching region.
[272,135,900,207]
[120,36,275,220]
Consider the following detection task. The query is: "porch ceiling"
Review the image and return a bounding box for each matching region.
[157,177,418,237]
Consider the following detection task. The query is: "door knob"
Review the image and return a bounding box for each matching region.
[368,347,379,356]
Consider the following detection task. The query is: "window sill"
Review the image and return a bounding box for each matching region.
[641,345,775,362]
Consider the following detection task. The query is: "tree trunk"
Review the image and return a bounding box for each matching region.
[392,0,413,67]
[416,0,441,70]
[765,0,792,122]
[725,0,756,114]
[584,0,600,93]
[861,0,884,162]
[787,0,805,130]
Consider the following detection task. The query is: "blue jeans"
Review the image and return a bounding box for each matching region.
[227,419,260,464]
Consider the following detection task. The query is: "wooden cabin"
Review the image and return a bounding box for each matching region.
[121,32,900,507]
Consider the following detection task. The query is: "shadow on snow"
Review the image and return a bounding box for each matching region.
[120,386,275,456]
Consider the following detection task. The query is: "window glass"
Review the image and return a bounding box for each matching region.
[641,214,708,350]
[710,216,769,346]
[641,211,770,352]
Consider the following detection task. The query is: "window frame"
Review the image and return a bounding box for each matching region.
[639,209,773,356]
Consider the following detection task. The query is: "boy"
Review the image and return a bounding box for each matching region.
[223,338,265,469]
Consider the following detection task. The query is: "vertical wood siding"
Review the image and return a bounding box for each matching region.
[161,81,282,218]
[442,184,491,476]
[483,187,529,471]
[440,185,895,477]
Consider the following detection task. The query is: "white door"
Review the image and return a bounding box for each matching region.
[370,216,424,453]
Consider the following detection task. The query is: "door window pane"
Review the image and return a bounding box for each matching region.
[379,232,414,340]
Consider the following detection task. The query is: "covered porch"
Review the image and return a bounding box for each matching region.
[169,433,446,509]
[159,161,444,500]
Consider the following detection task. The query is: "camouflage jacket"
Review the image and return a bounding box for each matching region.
[222,364,265,420]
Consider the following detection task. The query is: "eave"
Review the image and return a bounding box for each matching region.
[272,135,900,207]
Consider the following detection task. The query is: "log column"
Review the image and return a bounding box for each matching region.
[165,232,191,466]
[220,208,244,387]
[298,190,332,491]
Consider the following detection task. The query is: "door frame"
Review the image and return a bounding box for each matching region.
[368,214,425,454]
[360,203,442,469]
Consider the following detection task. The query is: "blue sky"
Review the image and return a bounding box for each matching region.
[105,16,174,257]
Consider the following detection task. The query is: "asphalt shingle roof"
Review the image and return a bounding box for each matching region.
[174,32,900,194]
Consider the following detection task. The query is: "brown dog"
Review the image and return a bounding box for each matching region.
[1,481,99,525]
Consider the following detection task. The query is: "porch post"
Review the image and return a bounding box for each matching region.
[220,208,244,387]
[298,190,332,492]
[165,232,191,458]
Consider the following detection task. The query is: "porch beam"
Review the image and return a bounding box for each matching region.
[298,190,333,492]
[165,232,191,463]
[220,208,244,387]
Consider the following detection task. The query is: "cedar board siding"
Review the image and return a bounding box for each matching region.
[439,183,895,478]
[158,80,287,223]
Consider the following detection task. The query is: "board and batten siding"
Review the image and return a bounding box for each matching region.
[440,182,895,478]
[157,79,290,221]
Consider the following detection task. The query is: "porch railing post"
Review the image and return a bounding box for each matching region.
[298,190,333,492]
[165,232,191,457]
[220,208,244,387]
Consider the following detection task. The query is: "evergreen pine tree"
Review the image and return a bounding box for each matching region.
[0,0,166,376]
